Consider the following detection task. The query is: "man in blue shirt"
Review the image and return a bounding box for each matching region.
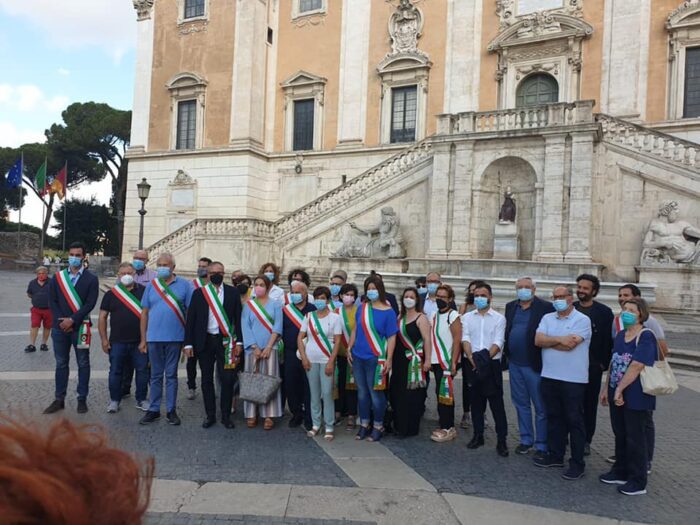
[139,253,194,426]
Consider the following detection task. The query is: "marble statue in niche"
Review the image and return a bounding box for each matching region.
[641,200,700,266]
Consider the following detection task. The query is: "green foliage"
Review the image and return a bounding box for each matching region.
[53,197,119,255]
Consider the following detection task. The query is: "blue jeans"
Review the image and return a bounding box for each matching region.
[509,362,547,451]
[353,355,387,427]
[52,329,90,401]
[148,342,181,413]
[306,363,335,432]
[109,342,148,403]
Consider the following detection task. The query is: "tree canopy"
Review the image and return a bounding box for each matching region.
[53,197,118,255]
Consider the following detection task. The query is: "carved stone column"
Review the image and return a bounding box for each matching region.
[426,142,452,257]
[565,131,595,262]
[535,135,566,262]
[448,141,475,257]
[129,0,156,154]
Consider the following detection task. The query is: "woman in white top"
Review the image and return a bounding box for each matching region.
[258,262,285,304]
[298,286,343,441]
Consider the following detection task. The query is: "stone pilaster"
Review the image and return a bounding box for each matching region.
[448,141,475,257]
[535,135,566,262]
[565,132,595,262]
[129,0,156,153]
[426,142,452,257]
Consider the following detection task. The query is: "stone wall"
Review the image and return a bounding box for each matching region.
[0,232,39,259]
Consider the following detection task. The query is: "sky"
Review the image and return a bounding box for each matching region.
[0,0,137,233]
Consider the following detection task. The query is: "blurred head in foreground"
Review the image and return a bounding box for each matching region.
[0,417,153,525]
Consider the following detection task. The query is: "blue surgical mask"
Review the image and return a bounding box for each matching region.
[264,272,275,282]
[427,283,439,295]
[553,299,569,312]
[290,293,303,305]
[132,260,145,271]
[621,311,637,328]
[313,299,328,310]
[68,256,82,268]
[330,284,341,296]
[157,266,171,280]
[517,288,533,302]
[367,290,379,302]
[474,297,489,310]
[417,287,428,296]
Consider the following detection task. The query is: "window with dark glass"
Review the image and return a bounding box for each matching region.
[293,99,315,151]
[684,47,700,118]
[184,0,205,19]
[176,100,197,150]
[391,85,417,143]
[299,0,323,13]
[515,73,559,107]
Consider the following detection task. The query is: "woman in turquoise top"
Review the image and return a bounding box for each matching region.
[241,275,283,430]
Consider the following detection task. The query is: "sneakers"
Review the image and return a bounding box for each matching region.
[606,454,616,464]
[136,400,150,411]
[77,400,88,414]
[515,444,533,455]
[106,401,120,413]
[187,389,196,400]
[24,344,36,353]
[166,410,181,425]
[459,413,470,429]
[533,450,548,462]
[466,434,484,449]
[534,454,564,468]
[43,399,65,414]
[618,482,647,496]
[40,343,49,352]
[562,466,585,480]
[140,411,161,425]
[431,427,457,443]
[599,471,627,485]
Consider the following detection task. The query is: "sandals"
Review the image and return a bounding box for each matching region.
[324,432,334,442]
[346,416,356,431]
[307,426,320,437]
[246,417,257,428]
[355,425,370,440]
[367,427,384,443]
[264,417,274,430]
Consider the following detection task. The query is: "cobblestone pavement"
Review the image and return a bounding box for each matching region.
[144,513,375,525]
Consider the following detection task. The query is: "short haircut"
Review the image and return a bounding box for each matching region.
[68,241,86,256]
[414,276,426,286]
[198,257,212,265]
[436,284,455,301]
[209,261,224,270]
[156,252,175,266]
[553,285,574,297]
[331,270,347,282]
[36,266,48,273]
[339,283,358,299]
[619,283,642,297]
[288,268,311,286]
[516,276,536,288]
[468,279,487,292]
[255,274,272,290]
[622,298,650,323]
[291,280,309,295]
[118,262,135,271]
[234,273,252,286]
[426,271,441,280]
[364,274,387,303]
[473,282,493,296]
[313,286,331,300]
[400,286,423,318]
[576,273,601,294]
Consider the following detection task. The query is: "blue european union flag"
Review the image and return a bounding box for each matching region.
[4,157,23,188]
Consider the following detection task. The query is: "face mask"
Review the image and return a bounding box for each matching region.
[474,297,489,310]
[290,293,303,305]
[466,292,475,305]
[517,288,533,302]
[210,274,224,286]
[156,266,171,280]
[313,299,328,310]
[197,268,208,278]
[236,283,249,296]
[367,290,379,302]
[403,297,416,309]
[119,274,134,286]
[254,285,267,297]
[330,284,341,297]
[37,274,48,282]
[427,283,439,295]
[342,294,355,306]
[621,311,638,328]
[436,299,448,310]
[132,260,145,271]
[264,272,275,282]
[553,299,569,312]
[417,286,428,296]
[68,256,82,268]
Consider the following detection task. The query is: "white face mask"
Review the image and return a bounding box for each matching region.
[120,274,135,286]
[403,297,416,309]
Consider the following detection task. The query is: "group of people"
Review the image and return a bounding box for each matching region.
[28,242,664,496]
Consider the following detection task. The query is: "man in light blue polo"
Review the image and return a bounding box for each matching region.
[534,285,591,481]
[138,253,194,426]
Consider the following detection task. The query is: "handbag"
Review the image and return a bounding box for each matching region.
[239,358,282,404]
[636,329,678,396]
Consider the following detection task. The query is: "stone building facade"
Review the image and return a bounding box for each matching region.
[125,0,700,310]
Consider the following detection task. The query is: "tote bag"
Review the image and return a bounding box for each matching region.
[636,328,678,396]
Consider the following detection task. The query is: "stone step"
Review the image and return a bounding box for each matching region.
[668,356,700,372]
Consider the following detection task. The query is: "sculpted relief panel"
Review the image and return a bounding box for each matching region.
[335,207,406,259]
[641,201,700,266]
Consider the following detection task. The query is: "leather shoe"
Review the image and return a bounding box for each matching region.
[466,434,484,449]
[43,399,65,414]
[222,419,235,429]
[77,400,88,414]
[288,414,303,428]
[202,417,216,429]
[497,441,509,457]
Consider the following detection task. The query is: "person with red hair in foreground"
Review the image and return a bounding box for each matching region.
[0,417,153,525]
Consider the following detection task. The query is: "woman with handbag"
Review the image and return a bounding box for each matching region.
[241,275,284,430]
[599,298,657,496]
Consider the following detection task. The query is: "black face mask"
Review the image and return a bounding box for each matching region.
[436,299,448,311]
[466,293,475,305]
[210,274,224,286]
[236,283,249,296]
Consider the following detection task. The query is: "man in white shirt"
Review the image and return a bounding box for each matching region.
[460,282,509,457]
[534,285,592,481]
[422,272,442,319]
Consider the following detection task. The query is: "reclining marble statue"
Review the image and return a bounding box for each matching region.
[641,200,700,265]
[334,206,406,259]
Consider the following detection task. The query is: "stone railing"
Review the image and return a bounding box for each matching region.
[597,114,700,169]
[273,138,434,240]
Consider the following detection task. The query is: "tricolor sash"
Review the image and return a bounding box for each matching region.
[193,277,206,289]
[398,315,426,389]
[202,284,238,369]
[336,306,356,390]
[284,293,291,305]
[249,298,283,357]
[360,303,388,390]
[112,283,142,319]
[307,312,334,358]
[431,312,454,406]
[55,269,92,349]
[152,278,186,326]
[283,303,304,330]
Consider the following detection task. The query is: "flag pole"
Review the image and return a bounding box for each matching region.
[62,161,67,252]
[17,151,23,255]
[39,156,47,259]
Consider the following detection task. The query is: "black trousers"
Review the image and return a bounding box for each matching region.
[335,356,358,416]
[187,354,198,390]
[541,377,586,469]
[284,349,311,426]
[609,395,650,489]
[584,363,604,444]
[461,353,471,415]
[198,334,237,421]
[470,360,508,441]
[431,364,454,430]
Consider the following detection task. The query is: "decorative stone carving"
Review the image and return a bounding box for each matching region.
[388,0,425,56]
[171,169,194,186]
[179,21,209,35]
[498,187,517,223]
[334,207,406,259]
[133,0,155,21]
[641,201,700,266]
[496,0,583,30]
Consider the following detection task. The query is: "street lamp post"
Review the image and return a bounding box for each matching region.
[137,177,151,250]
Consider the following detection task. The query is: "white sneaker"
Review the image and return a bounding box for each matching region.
[107,401,120,413]
[187,389,196,400]
[136,400,150,411]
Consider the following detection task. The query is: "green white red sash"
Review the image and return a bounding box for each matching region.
[307,312,334,358]
[335,306,356,389]
[283,303,304,330]
[202,284,238,369]
[431,312,454,406]
[193,277,206,289]
[112,283,142,319]
[360,303,387,390]
[151,278,186,326]
[55,269,92,349]
[249,298,274,333]
[398,315,426,389]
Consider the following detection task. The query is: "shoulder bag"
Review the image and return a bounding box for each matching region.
[637,328,678,396]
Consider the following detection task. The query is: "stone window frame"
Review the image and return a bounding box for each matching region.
[377,55,431,145]
[667,2,700,120]
[177,0,209,24]
[281,71,327,152]
[292,0,327,20]
[496,0,583,29]
[167,72,207,151]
